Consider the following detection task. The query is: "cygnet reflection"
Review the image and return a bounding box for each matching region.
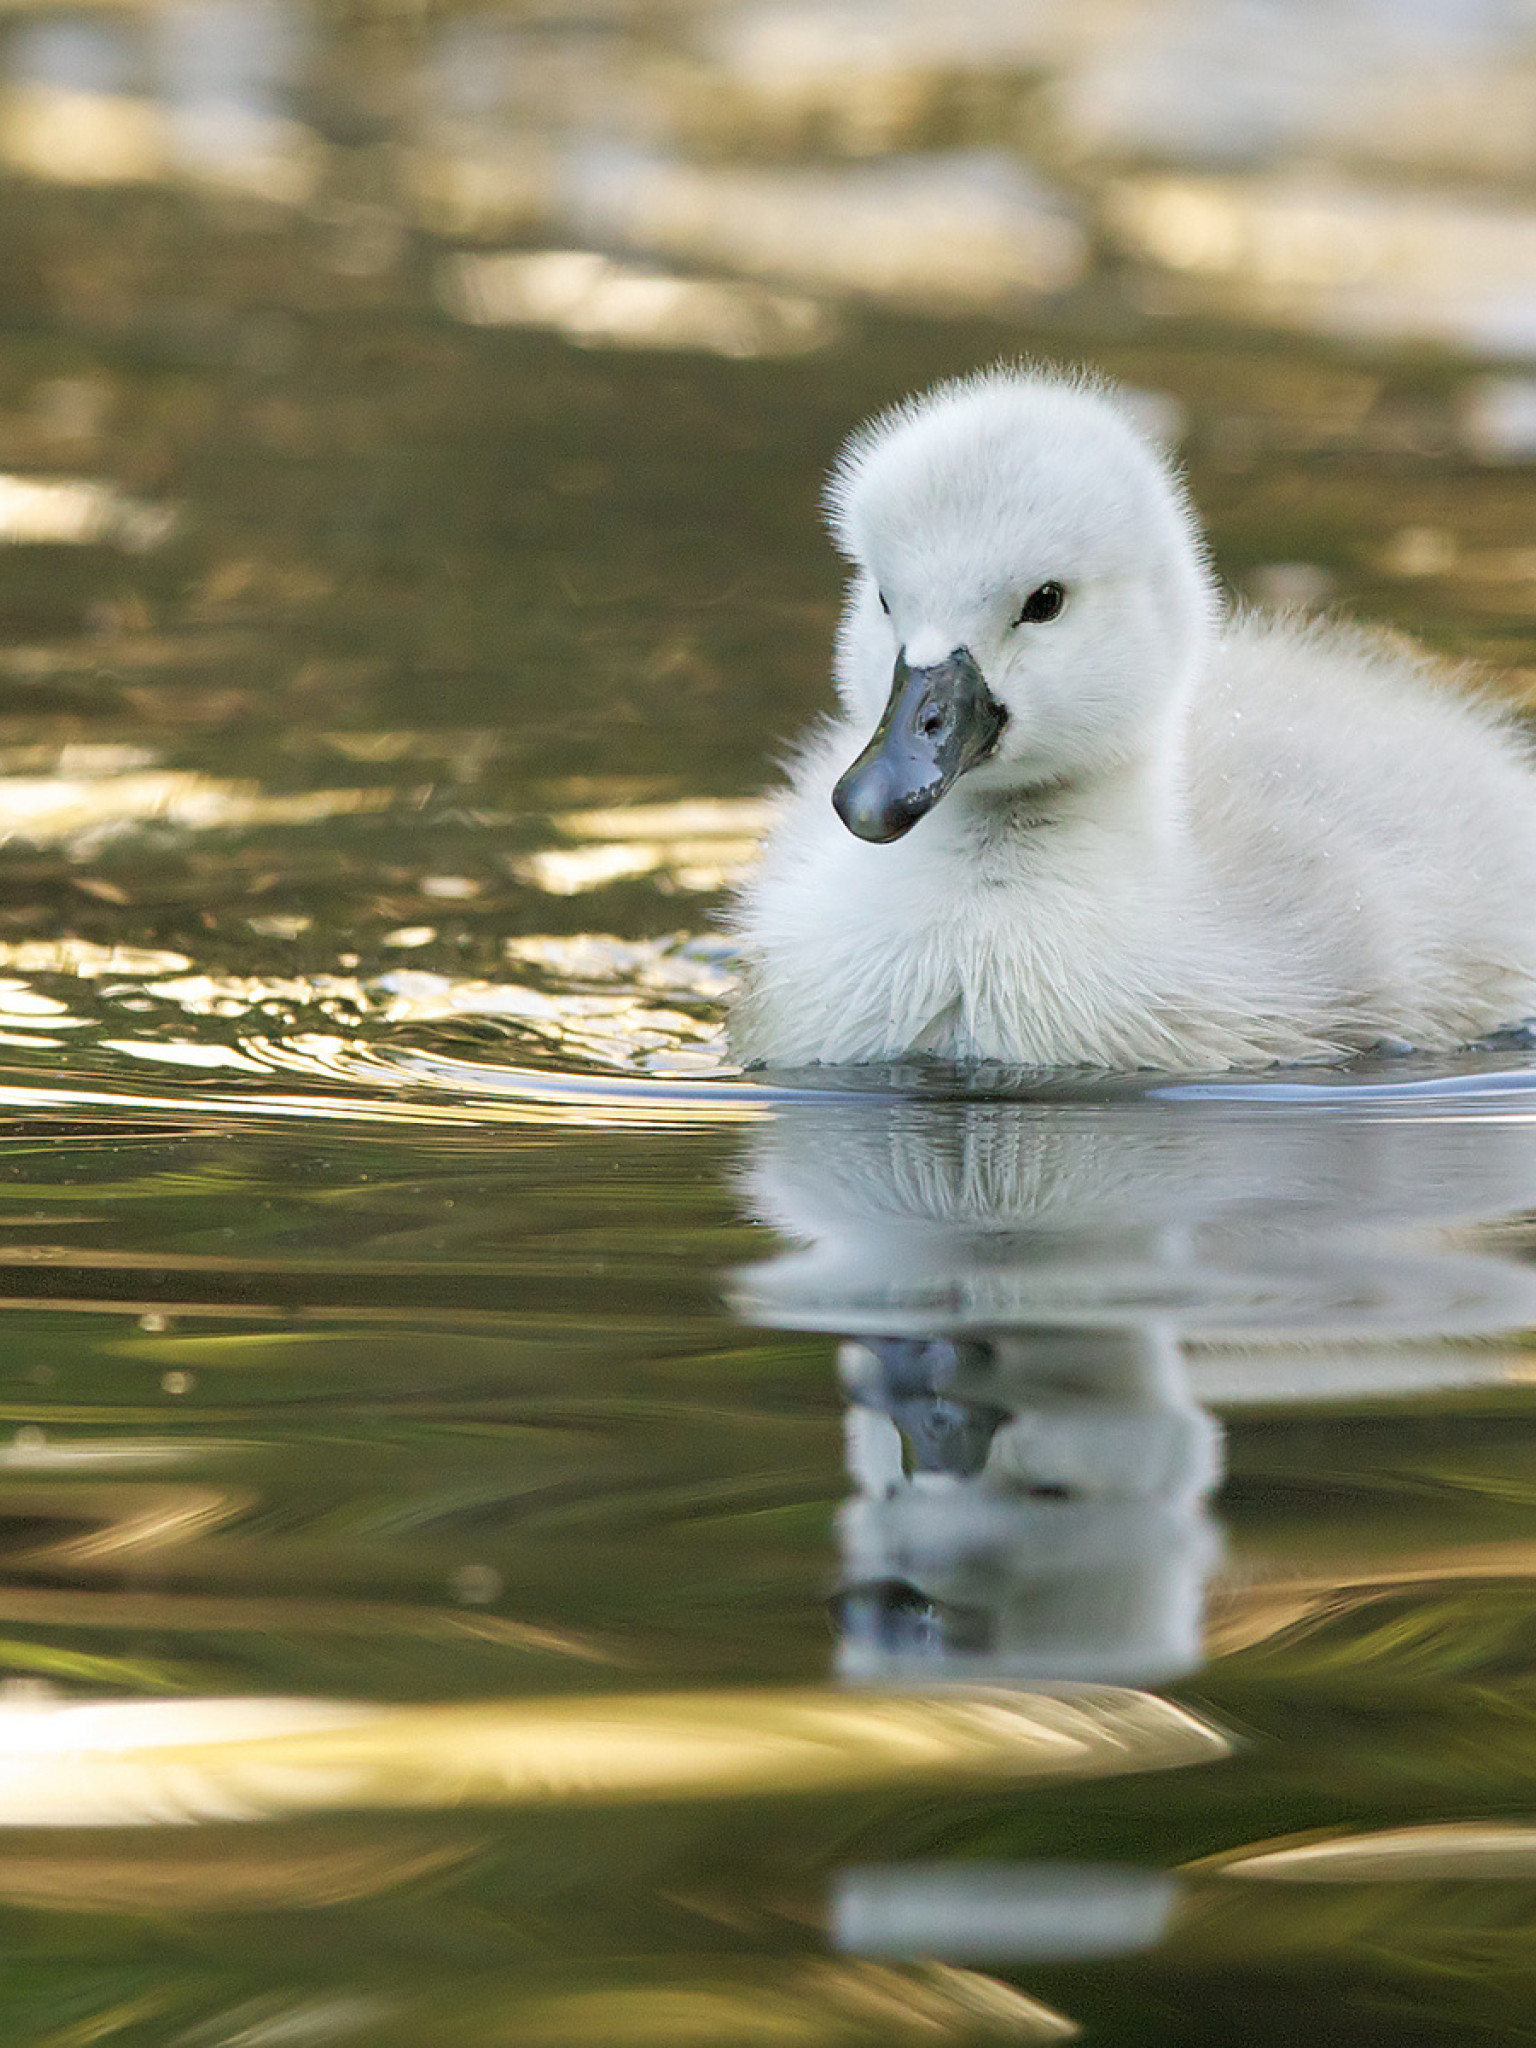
[733,1094,1536,1692]
[730,1091,1536,1978]
[736,1094,1536,1352]
[729,1093,1536,1985]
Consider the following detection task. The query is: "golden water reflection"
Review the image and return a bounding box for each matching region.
[170,1963,1075,2047]
[1207,1823,1536,1883]
[0,1684,1226,1827]
[472,1963,1076,2047]
[0,770,392,850]
[0,1820,482,1911]
[441,249,839,360]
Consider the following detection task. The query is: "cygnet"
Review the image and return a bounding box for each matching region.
[730,366,1536,1070]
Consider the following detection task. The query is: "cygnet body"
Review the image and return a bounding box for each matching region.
[730,367,1536,1070]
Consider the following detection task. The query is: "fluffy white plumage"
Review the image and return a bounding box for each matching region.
[730,365,1536,1070]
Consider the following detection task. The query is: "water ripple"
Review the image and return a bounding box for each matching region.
[0,928,1532,1130]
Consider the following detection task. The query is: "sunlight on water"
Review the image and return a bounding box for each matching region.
[0,932,743,1121]
[0,1685,1225,1827]
[0,771,392,847]
[0,474,173,549]
[1208,1824,1536,1882]
[441,248,840,359]
[511,798,772,896]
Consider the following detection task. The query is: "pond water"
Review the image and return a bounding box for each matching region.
[8,7,1536,2042]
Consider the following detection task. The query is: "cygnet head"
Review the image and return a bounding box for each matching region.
[826,367,1217,843]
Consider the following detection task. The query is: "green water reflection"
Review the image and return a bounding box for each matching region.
[0,1097,1533,2042]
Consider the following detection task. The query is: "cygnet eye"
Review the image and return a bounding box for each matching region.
[878,590,891,615]
[1014,581,1066,626]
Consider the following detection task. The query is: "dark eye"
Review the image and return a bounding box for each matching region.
[1014,581,1066,626]
[878,590,891,615]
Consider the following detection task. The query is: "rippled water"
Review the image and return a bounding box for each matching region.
[18,1076,1536,2047]
[10,13,1536,2040]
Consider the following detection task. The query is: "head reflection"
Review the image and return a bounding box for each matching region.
[834,1325,1221,1688]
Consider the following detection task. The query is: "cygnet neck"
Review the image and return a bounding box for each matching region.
[949,702,1196,865]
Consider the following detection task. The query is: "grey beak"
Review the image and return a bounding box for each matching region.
[833,647,1007,844]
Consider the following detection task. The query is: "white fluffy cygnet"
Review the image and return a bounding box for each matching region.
[730,365,1536,1071]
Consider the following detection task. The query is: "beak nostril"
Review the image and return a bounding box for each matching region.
[919,706,946,738]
